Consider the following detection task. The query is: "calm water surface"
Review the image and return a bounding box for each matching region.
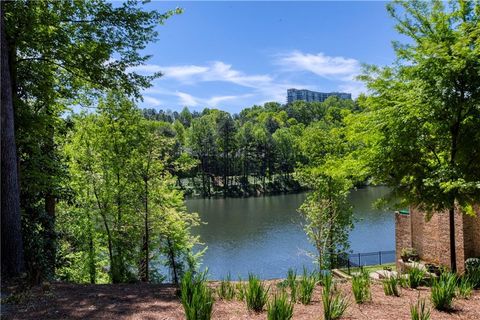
[186,186,394,279]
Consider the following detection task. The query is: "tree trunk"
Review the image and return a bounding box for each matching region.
[448,205,457,272]
[141,177,149,282]
[1,3,25,278]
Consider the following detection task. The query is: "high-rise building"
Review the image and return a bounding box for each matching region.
[287,89,351,104]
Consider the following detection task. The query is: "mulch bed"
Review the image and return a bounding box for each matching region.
[2,281,480,319]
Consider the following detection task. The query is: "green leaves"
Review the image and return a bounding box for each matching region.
[354,0,480,211]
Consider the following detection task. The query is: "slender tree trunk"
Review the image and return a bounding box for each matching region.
[167,238,179,286]
[1,4,25,278]
[448,205,457,272]
[44,193,56,277]
[141,177,150,282]
[449,118,460,272]
[88,232,96,284]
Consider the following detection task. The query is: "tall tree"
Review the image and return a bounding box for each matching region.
[355,0,480,271]
[2,0,180,281]
[1,3,25,277]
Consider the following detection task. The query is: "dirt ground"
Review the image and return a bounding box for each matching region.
[2,281,480,320]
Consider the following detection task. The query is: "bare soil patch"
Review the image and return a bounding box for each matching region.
[2,281,480,319]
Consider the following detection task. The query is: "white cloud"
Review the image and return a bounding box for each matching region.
[175,91,198,106]
[137,52,366,110]
[276,51,360,79]
[130,61,272,88]
[338,81,366,98]
[163,65,209,81]
[143,95,162,107]
[275,51,365,97]
[203,61,272,88]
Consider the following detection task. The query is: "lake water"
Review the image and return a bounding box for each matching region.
[186,186,395,280]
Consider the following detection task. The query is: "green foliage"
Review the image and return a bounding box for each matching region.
[410,298,430,320]
[61,94,203,284]
[406,267,425,289]
[298,180,353,269]
[298,268,316,305]
[235,279,247,301]
[286,268,297,302]
[3,0,181,282]
[353,0,480,240]
[267,292,294,320]
[456,276,473,299]
[322,275,349,320]
[217,273,236,300]
[382,276,401,297]
[351,272,371,304]
[430,273,457,311]
[465,258,480,289]
[245,274,269,312]
[181,271,214,320]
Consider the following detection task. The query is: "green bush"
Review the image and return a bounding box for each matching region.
[456,276,473,299]
[431,272,456,311]
[351,272,371,304]
[235,279,246,301]
[181,271,214,320]
[298,267,316,305]
[267,292,294,320]
[246,273,269,312]
[286,268,297,302]
[382,276,400,297]
[410,298,430,320]
[322,274,349,320]
[217,273,235,300]
[406,266,425,289]
[465,258,480,289]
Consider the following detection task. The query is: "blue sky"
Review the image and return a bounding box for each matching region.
[132,1,401,113]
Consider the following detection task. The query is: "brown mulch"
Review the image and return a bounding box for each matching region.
[2,281,480,319]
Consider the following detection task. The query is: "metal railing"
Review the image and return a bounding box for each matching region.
[331,250,396,274]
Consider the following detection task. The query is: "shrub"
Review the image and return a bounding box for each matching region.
[298,267,316,305]
[286,268,297,302]
[245,273,269,312]
[235,279,246,301]
[407,266,425,289]
[351,272,371,304]
[267,292,294,320]
[181,271,214,320]
[456,276,473,299]
[465,258,480,289]
[322,274,349,320]
[401,247,419,262]
[430,272,456,311]
[410,298,431,320]
[382,275,401,296]
[217,273,235,300]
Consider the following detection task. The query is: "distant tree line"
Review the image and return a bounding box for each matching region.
[141,97,360,197]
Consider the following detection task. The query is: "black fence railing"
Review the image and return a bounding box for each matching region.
[331,250,396,274]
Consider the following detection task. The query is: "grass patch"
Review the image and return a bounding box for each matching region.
[431,272,456,311]
[245,273,269,312]
[322,274,349,320]
[410,298,431,320]
[341,263,396,275]
[456,276,473,299]
[382,275,401,297]
[217,273,235,300]
[406,266,425,289]
[298,267,316,305]
[351,272,371,304]
[286,268,297,302]
[267,292,294,320]
[181,271,214,320]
